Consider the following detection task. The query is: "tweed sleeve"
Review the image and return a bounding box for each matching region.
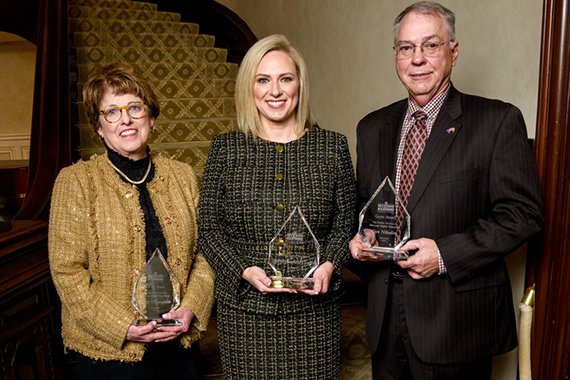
[176,163,215,346]
[48,165,133,349]
[198,135,250,298]
[321,135,357,271]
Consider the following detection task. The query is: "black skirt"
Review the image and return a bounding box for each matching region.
[75,339,203,380]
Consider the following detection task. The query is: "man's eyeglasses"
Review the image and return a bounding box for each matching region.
[99,102,147,123]
[394,40,453,60]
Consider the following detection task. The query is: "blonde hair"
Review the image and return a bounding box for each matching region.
[82,62,160,133]
[235,34,315,138]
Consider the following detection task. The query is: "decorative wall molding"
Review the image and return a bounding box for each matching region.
[0,133,31,160]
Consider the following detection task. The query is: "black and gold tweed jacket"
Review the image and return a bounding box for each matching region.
[198,127,356,314]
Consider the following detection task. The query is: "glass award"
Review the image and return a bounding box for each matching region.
[357,176,410,260]
[132,248,182,326]
[268,206,320,290]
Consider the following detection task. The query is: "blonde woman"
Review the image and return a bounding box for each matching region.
[198,35,356,379]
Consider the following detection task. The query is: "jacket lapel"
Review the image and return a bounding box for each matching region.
[382,100,407,181]
[406,85,463,214]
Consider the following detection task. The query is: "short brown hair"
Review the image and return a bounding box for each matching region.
[235,34,315,138]
[82,62,160,133]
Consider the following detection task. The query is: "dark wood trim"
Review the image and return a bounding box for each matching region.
[527,0,570,378]
[13,0,71,221]
[0,220,61,380]
[0,0,40,44]
[0,1,70,377]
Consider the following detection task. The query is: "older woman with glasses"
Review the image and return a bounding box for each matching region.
[48,62,214,380]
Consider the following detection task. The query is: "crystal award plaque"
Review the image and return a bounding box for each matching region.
[268,206,320,290]
[357,176,410,260]
[132,248,182,326]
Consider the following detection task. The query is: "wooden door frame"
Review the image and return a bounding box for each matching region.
[527,0,570,378]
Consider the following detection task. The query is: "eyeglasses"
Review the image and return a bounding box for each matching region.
[99,102,147,123]
[394,40,453,60]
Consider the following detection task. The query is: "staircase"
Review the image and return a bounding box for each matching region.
[67,1,371,378]
[68,0,237,178]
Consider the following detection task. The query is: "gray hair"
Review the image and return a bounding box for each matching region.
[393,2,456,44]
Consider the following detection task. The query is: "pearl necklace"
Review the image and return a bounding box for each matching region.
[108,158,152,185]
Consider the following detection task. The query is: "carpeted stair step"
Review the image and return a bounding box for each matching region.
[72,31,215,50]
[151,118,237,142]
[69,18,199,35]
[75,46,228,66]
[78,78,235,100]
[68,0,158,11]
[76,62,237,82]
[146,143,210,171]
[68,5,180,22]
[153,98,236,120]
[149,78,235,98]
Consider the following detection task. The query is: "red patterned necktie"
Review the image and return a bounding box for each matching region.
[397,110,428,241]
[400,110,429,205]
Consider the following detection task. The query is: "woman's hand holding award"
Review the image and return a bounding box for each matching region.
[268,206,320,290]
[132,248,183,326]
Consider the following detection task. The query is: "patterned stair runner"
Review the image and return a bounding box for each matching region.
[69,0,237,177]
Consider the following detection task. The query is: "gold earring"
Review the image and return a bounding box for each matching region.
[150,126,155,134]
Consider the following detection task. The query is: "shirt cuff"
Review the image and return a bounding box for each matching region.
[437,248,447,275]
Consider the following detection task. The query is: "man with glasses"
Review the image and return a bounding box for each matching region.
[349,2,543,379]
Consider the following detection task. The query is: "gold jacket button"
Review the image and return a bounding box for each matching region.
[129,352,137,359]
[276,145,284,152]
[276,173,283,180]
[125,191,134,199]
[165,218,172,224]
[134,225,142,232]
[276,204,284,212]
[174,258,182,266]
[133,311,141,318]
[152,188,158,193]
[132,269,140,276]
[159,175,165,181]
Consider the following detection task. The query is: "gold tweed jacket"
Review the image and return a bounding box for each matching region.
[48,152,214,362]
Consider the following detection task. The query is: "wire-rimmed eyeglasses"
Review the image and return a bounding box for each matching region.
[394,40,453,60]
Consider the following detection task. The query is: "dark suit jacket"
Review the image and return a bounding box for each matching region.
[355,84,543,364]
